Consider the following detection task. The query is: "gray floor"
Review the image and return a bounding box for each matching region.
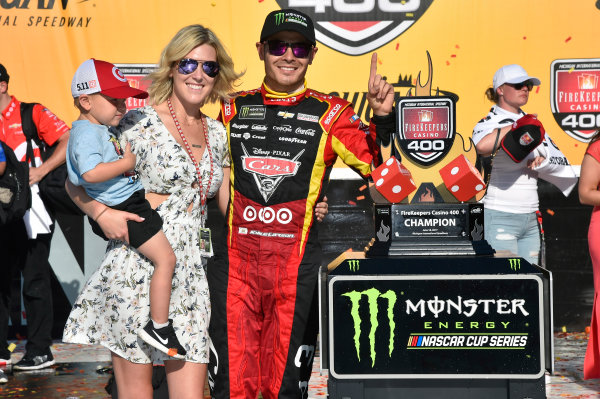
[0,332,599,398]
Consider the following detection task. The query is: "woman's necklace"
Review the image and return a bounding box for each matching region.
[167,97,214,221]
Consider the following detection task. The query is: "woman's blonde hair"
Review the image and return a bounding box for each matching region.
[147,25,243,105]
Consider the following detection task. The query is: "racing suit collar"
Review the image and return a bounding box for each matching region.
[0,95,18,119]
[261,80,307,106]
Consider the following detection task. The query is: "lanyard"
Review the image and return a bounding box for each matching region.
[167,98,214,221]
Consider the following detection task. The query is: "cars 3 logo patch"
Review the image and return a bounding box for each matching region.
[550,58,600,142]
[276,0,435,55]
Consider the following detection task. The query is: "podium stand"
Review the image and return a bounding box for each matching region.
[320,205,553,399]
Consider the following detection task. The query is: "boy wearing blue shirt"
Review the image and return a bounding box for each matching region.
[67,59,186,359]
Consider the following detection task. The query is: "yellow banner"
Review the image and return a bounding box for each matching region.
[2,0,599,166]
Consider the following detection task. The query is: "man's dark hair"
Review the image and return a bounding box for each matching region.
[0,64,9,83]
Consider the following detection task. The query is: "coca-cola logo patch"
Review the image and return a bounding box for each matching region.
[276,0,435,55]
[396,97,455,166]
[550,58,600,142]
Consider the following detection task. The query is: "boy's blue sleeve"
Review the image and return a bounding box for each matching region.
[0,144,5,163]
[69,128,105,176]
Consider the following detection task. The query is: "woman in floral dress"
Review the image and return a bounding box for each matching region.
[63,25,241,398]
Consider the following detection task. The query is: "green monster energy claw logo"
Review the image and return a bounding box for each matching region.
[342,288,397,367]
[509,258,521,271]
[348,260,360,272]
[275,12,285,25]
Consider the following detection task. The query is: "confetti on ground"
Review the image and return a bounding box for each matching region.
[356,195,365,201]
[1,333,599,397]
[565,36,572,43]
[359,184,367,191]
[348,200,357,206]
[547,209,556,216]
[451,54,456,58]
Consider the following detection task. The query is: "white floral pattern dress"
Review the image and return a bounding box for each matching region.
[63,106,229,364]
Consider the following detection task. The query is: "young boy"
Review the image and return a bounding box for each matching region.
[67,59,186,359]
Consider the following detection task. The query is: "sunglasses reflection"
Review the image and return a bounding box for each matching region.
[266,40,312,59]
[177,59,220,78]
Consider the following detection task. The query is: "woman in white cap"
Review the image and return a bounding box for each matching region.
[472,64,546,265]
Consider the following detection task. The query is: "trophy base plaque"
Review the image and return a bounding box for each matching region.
[367,203,494,257]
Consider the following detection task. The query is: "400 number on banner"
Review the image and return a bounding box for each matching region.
[551,58,600,142]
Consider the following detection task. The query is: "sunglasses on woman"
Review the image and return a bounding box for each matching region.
[266,40,313,59]
[177,58,220,78]
[506,81,534,91]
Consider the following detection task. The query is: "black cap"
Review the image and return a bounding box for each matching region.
[260,9,315,45]
[501,114,545,163]
[0,64,9,83]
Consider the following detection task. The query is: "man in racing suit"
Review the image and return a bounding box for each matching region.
[208,9,394,399]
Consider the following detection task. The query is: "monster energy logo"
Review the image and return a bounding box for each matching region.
[342,288,397,367]
[239,105,266,120]
[274,12,285,25]
[348,260,360,272]
[509,258,521,271]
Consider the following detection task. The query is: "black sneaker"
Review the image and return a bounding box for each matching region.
[138,319,186,359]
[13,351,55,370]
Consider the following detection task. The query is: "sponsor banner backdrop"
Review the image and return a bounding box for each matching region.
[2,0,599,166]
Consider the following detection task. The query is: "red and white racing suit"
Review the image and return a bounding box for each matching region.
[208,83,383,399]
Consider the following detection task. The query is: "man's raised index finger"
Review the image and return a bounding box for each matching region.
[369,52,378,84]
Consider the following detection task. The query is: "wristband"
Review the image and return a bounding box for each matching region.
[94,207,109,222]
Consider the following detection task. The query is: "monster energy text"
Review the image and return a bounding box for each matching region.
[406,296,529,318]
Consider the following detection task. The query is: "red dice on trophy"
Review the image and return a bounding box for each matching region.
[439,154,486,202]
[371,157,417,203]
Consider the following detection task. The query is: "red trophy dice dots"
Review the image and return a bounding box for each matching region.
[439,154,486,202]
[372,157,417,203]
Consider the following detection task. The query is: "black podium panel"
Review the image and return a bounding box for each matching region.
[322,255,552,399]
[329,275,543,379]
